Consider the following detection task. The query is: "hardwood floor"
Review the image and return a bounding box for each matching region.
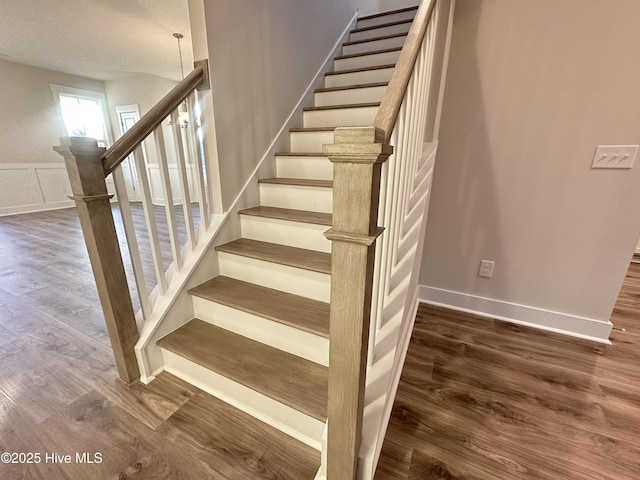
[376,262,640,480]
[0,206,319,479]
[2,206,639,479]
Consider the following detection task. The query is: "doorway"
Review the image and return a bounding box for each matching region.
[116,105,144,202]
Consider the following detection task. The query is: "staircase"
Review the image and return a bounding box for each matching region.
[56,2,454,479]
[155,3,416,462]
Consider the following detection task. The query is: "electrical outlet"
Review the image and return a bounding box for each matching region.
[479,260,495,278]
[591,145,638,169]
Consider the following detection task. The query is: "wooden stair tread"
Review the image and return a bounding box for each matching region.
[325,63,395,76]
[335,47,402,60]
[189,276,330,338]
[290,127,335,133]
[258,177,332,188]
[303,102,380,112]
[238,206,332,226]
[215,238,331,275]
[157,319,328,420]
[351,18,413,34]
[358,5,418,21]
[315,81,389,94]
[275,151,328,157]
[343,32,408,47]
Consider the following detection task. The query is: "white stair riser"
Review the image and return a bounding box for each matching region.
[240,215,331,253]
[350,22,411,42]
[356,10,416,29]
[314,85,387,107]
[276,155,333,180]
[218,252,331,302]
[303,106,378,128]
[290,131,335,152]
[334,50,401,71]
[342,34,407,56]
[259,183,332,213]
[325,67,394,88]
[162,350,325,450]
[192,297,329,366]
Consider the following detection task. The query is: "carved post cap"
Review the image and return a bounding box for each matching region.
[53,136,106,159]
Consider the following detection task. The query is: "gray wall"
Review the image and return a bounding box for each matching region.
[0,59,105,165]
[198,0,361,209]
[421,0,640,323]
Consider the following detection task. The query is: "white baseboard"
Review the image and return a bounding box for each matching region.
[418,285,612,343]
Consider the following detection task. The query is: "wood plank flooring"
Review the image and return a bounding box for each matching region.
[376,262,640,480]
[3,207,639,479]
[0,206,319,479]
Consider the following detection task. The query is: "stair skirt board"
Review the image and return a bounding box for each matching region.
[275,154,332,180]
[355,7,418,29]
[314,84,387,107]
[303,105,379,128]
[324,67,395,88]
[217,252,331,303]
[290,130,335,152]
[349,22,412,42]
[342,35,407,56]
[240,215,331,253]
[162,349,325,450]
[192,296,329,366]
[333,49,401,71]
[259,183,333,213]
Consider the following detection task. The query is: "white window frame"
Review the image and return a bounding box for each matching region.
[50,84,114,147]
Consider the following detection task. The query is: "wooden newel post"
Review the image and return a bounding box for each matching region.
[323,126,392,480]
[54,136,140,385]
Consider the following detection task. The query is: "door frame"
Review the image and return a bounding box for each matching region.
[115,104,144,202]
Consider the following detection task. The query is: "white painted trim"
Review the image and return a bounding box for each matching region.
[162,350,324,450]
[418,285,612,343]
[362,288,419,480]
[0,162,116,216]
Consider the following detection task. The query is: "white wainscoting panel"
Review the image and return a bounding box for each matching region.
[0,163,117,216]
[147,163,197,205]
[0,163,71,216]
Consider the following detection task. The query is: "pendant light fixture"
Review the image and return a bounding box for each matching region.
[173,32,190,128]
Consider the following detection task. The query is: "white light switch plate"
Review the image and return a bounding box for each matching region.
[592,145,638,169]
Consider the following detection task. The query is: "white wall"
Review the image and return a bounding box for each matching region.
[0,59,106,166]
[197,0,360,210]
[105,74,186,204]
[0,60,106,215]
[104,73,178,163]
[420,0,640,338]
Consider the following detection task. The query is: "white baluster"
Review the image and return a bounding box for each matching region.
[170,110,196,250]
[132,145,167,295]
[154,125,183,271]
[188,93,210,230]
[112,165,151,318]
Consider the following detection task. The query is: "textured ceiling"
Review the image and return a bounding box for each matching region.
[0,0,194,81]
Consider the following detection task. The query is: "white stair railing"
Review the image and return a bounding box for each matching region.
[54,61,213,385]
[322,0,455,478]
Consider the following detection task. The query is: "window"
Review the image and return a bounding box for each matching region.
[50,84,112,147]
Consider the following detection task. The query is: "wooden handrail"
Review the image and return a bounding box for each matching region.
[373,0,436,143]
[102,63,206,177]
